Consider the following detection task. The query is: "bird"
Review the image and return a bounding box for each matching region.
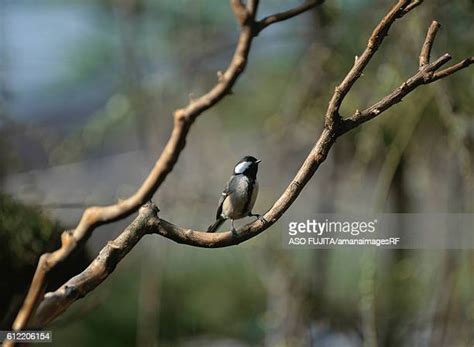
[207,155,261,233]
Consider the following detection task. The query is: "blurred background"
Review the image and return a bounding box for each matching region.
[1,0,474,346]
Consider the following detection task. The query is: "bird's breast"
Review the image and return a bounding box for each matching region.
[222,177,258,219]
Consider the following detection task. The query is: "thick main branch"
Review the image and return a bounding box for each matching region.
[33,203,160,326]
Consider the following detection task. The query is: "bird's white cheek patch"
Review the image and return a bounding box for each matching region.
[234,161,251,174]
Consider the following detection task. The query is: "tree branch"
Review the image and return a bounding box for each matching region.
[247,0,259,18]
[10,0,325,335]
[419,20,440,68]
[431,57,474,82]
[341,18,473,133]
[31,125,337,327]
[323,0,418,129]
[33,203,161,327]
[11,0,473,334]
[402,0,423,14]
[255,0,324,34]
[231,0,250,25]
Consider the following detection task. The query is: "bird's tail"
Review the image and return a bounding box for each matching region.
[207,217,226,232]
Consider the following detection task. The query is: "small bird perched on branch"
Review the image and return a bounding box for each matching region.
[208,156,261,233]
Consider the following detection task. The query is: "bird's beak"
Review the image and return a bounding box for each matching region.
[256,159,262,164]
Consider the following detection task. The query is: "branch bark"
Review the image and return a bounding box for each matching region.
[33,203,160,327]
[10,0,474,335]
[419,20,440,68]
[255,0,324,34]
[10,0,323,335]
[431,57,474,82]
[324,0,418,129]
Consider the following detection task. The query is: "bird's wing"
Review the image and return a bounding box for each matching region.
[215,176,235,220]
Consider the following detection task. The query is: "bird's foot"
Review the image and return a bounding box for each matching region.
[248,212,261,219]
[231,220,239,237]
[249,212,267,224]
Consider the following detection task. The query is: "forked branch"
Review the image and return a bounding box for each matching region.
[341,19,473,133]
[28,0,473,328]
[325,0,418,129]
[34,203,161,326]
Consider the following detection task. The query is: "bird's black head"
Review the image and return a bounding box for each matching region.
[233,155,261,180]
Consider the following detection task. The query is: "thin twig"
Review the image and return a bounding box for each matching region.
[231,0,250,25]
[420,20,441,68]
[431,57,474,82]
[403,0,423,14]
[255,0,324,34]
